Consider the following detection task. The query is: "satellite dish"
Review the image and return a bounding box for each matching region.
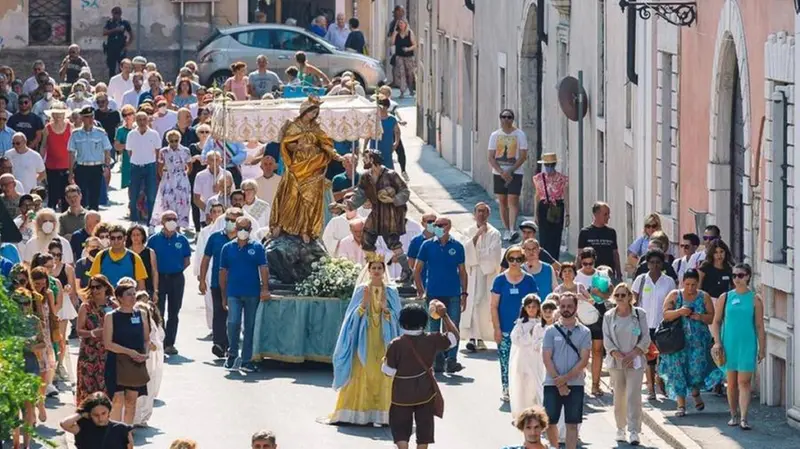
[557,76,589,122]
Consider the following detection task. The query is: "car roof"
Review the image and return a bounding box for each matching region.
[219,24,311,35]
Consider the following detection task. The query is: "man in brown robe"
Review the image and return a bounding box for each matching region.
[346,149,413,282]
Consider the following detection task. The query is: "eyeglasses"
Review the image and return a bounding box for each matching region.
[508,257,525,263]
[733,272,748,279]
[225,218,237,223]
[197,130,210,134]
[614,293,629,298]
[20,101,30,105]
[499,115,513,119]
[109,235,125,241]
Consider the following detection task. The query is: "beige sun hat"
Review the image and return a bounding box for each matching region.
[537,152,558,164]
[44,101,70,118]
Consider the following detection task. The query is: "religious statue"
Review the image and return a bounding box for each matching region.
[346,149,413,283]
[270,96,346,243]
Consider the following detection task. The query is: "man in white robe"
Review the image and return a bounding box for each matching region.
[461,202,502,351]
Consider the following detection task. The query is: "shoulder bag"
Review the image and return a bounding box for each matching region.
[406,336,444,418]
[541,174,563,224]
[653,292,686,355]
[553,324,582,357]
[116,312,150,387]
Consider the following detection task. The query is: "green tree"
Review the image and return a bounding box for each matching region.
[0,284,43,443]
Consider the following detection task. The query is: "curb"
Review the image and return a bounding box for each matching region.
[594,375,703,449]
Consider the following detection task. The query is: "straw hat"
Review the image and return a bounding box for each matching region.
[44,102,69,118]
[537,152,558,164]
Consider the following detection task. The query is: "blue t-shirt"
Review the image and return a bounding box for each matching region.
[331,172,360,193]
[417,237,465,298]
[491,272,539,333]
[369,115,397,170]
[204,231,234,288]
[147,232,192,275]
[0,256,13,278]
[408,233,431,288]
[525,262,555,299]
[219,240,267,297]
[0,243,21,264]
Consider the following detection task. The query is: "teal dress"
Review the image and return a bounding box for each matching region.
[657,291,723,399]
[115,126,133,188]
[721,289,758,372]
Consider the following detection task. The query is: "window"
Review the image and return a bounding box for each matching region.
[29,0,71,46]
[770,87,789,263]
[659,53,674,214]
[233,30,272,49]
[271,30,324,52]
[499,67,507,110]
[625,81,633,129]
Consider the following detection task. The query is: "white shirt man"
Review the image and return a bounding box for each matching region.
[108,69,134,106]
[462,203,502,347]
[5,134,45,193]
[152,109,177,140]
[255,154,281,205]
[324,15,351,50]
[632,267,677,331]
[322,208,359,255]
[126,120,161,167]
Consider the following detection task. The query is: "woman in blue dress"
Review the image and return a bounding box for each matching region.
[711,263,766,430]
[658,269,722,417]
[490,245,539,402]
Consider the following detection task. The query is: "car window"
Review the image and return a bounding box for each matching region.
[271,30,317,52]
[233,30,271,49]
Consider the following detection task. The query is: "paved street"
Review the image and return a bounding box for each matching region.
[21,103,674,449]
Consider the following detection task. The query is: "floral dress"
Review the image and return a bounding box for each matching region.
[76,300,108,404]
[151,145,192,227]
[658,290,724,399]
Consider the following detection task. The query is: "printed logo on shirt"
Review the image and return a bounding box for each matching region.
[175,242,183,249]
[247,248,256,256]
[494,135,519,165]
[448,248,456,256]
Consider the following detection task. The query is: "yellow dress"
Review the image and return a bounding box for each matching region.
[329,286,393,425]
[269,118,338,239]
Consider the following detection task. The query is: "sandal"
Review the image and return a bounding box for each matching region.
[692,392,705,411]
[727,416,738,427]
[647,390,657,401]
[740,419,752,430]
[675,406,686,417]
[592,384,603,397]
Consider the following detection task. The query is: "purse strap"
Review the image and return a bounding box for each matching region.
[404,335,442,397]
[541,173,552,204]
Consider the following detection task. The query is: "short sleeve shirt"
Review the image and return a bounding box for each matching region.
[105,19,132,50]
[5,148,44,193]
[417,237,465,298]
[204,230,234,288]
[146,232,191,275]
[248,70,283,98]
[491,272,539,332]
[542,322,592,386]
[126,128,161,165]
[631,273,676,328]
[7,113,44,145]
[67,127,112,164]
[488,128,527,175]
[74,418,131,449]
[577,225,619,269]
[219,240,267,297]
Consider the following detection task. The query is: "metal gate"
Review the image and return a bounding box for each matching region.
[29,0,70,46]
[730,64,746,262]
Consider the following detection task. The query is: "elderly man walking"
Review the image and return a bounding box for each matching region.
[325,13,350,50]
[462,202,502,352]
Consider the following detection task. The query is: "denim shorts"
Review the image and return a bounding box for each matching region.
[543,385,585,424]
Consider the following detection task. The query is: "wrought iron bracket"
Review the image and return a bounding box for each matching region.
[619,0,697,27]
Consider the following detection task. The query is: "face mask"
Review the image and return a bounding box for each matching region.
[543,165,555,174]
[75,91,84,99]
[433,227,445,238]
[41,222,55,234]
[158,106,167,115]
[425,223,436,234]
[164,220,178,232]
[100,238,110,247]
[225,221,236,233]
[237,229,250,240]
[45,92,53,100]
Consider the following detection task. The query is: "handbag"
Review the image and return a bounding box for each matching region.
[653,317,685,355]
[406,336,444,418]
[116,353,150,387]
[541,175,563,224]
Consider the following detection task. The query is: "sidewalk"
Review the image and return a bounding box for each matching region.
[397,100,800,449]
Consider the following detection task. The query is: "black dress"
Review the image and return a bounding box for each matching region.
[104,310,148,396]
[74,417,131,449]
[134,247,155,297]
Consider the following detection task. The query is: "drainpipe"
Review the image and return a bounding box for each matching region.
[626,6,638,85]
[136,0,142,54]
[179,1,185,65]
[535,0,547,172]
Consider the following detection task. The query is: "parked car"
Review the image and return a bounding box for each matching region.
[196,24,386,91]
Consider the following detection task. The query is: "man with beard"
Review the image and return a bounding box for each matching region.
[345,149,413,282]
[503,406,552,449]
[121,72,145,109]
[541,292,591,449]
[7,94,44,149]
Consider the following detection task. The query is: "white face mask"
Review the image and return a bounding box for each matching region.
[158,106,167,115]
[225,221,236,233]
[45,92,53,100]
[237,229,250,240]
[75,91,84,99]
[41,221,55,234]
[100,238,110,247]
[164,220,178,232]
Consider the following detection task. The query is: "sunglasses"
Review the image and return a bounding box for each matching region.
[499,115,513,119]
[89,284,104,290]
[198,130,210,134]
[50,252,62,258]
[12,141,24,145]
[680,243,691,249]
[508,257,525,263]
[581,262,594,267]
[703,235,717,241]
[20,101,30,105]
[434,223,447,228]
[644,224,657,229]
[733,272,748,279]
[225,218,237,223]
[613,293,629,298]
[424,220,435,224]
[109,235,125,241]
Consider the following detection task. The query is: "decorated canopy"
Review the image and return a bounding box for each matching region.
[210,95,383,143]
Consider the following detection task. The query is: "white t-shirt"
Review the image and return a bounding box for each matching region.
[107,73,134,106]
[488,128,528,175]
[6,148,45,194]
[152,111,178,140]
[126,128,161,165]
[631,273,677,329]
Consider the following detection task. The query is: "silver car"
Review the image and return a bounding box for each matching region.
[196,24,386,91]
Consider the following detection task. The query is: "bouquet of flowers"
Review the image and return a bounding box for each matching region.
[295,256,362,299]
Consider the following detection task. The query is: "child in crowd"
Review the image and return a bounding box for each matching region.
[134,291,165,427]
[509,294,546,419]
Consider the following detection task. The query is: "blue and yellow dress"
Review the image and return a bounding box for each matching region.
[330,284,401,425]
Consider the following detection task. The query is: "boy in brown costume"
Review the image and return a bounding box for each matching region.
[382,302,460,449]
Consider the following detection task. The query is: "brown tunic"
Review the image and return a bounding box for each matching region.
[351,167,410,236]
[385,333,451,406]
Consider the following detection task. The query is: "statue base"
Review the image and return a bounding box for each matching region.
[265,233,328,284]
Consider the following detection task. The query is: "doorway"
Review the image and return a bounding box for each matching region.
[730,63,746,261]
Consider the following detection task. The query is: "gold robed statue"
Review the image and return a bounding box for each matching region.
[270,96,346,243]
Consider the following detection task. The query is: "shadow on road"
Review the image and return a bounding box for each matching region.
[165,354,195,365]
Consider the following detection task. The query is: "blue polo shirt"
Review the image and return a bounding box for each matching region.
[219,239,267,297]
[204,230,234,288]
[147,231,191,275]
[491,272,539,333]
[417,237,465,298]
[408,233,431,288]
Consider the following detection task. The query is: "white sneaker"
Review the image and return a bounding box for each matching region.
[402,171,410,181]
[501,388,510,402]
[629,431,640,446]
[502,230,510,241]
[45,383,59,397]
[615,428,627,442]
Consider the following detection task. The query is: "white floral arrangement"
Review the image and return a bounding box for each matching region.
[295,256,362,299]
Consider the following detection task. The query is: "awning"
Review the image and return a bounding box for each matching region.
[210,95,383,143]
